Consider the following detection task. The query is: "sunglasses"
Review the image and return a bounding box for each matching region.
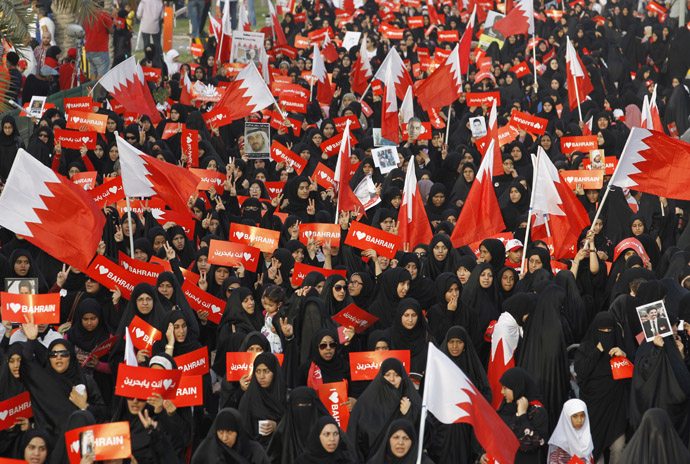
[333,284,347,292]
[319,342,337,350]
[49,350,70,358]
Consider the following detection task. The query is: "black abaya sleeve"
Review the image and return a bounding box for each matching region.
[84,375,107,422]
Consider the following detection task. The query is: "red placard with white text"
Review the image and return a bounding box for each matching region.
[115,363,181,399]
[560,170,605,190]
[610,356,634,379]
[162,122,182,139]
[349,350,411,380]
[298,223,341,246]
[118,252,164,286]
[333,115,361,132]
[82,335,119,367]
[189,168,226,194]
[270,141,306,174]
[66,111,107,133]
[70,172,97,190]
[313,163,335,189]
[560,136,598,154]
[332,304,378,333]
[128,315,161,351]
[208,239,260,272]
[170,375,204,407]
[174,347,209,376]
[1,293,59,324]
[64,96,93,113]
[320,131,359,157]
[582,156,618,175]
[90,177,125,207]
[85,254,138,300]
[317,381,349,430]
[141,66,162,82]
[465,92,501,107]
[181,128,199,168]
[226,352,285,380]
[64,422,131,464]
[202,107,232,129]
[0,392,32,431]
[264,182,285,199]
[229,223,280,253]
[291,262,347,286]
[54,129,97,149]
[181,280,225,324]
[509,109,547,135]
[345,221,398,259]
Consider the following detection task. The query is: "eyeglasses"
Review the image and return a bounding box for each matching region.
[319,342,337,350]
[49,350,70,358]
[348,280,362,287]
[38,133,49,139]
[415,252,427,257]
[125,135,137,140]
[333,284,347,292]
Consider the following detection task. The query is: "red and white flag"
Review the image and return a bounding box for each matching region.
[458,6,476,75]
[0,149,105,270]
[351,38,373,96]
[565,37,593,114]
[425,343,520,464]
[236,0,251,31]
[267,0,287,45]
[312,45,333,105]
[609,127,690,200]
[640,95,651,129]
[493,0,533,37]
[334,121,362,215]
[641,85,664,131]
[398,158,433,249]
[416,43,463,111]
[582,116,593,136]
[488,312,521,409]
[450,139,506,247]
[399,86,414,126]
[381,59,399,144]
[116,135,200,216]
[97,56,161,124]
[486,99,503,175]
[374,47,413,100]
[180,71,193,106]
[321,34,339,63]
[215,62,275,120]
[530,147,590,260]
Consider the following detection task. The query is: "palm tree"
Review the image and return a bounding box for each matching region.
[0,0,101,111]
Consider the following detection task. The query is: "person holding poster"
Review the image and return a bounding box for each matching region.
[0,344,29,456]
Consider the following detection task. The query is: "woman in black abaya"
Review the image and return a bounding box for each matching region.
[617,408,690,463]
[461,263,501,360]
[386,298,432,381]
[366,419,434,464]
[426,273,479,346]
[347,358,421,462]
[0,343,28,458]
[399,253,436,309]
[573,313,630,463]
[16,429,52,464]
[479,238,507,273]
[423,235,461,280]
[0,115,24,182]
[296,416,358,464]
[368,268,411,329]
[155,271,200,341]
[297,328,352,390]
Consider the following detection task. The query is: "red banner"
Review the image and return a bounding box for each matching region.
[437,30,459,41]
[317,381,349,430]
[141,66,161,82]
[349,350,411,380]
[320,132,358,157]
[509,109,548,135]
[345,221,398,259]
[118,252,165,286]
[226,352,284,380]
[279,94,308,113]
[0,292,59,324]
[270,141,306,174]
[332,304,378,333]
[64,96,93,113]
[128,315,162,352]
[208,239,260,272]
[90,177,125,208]
[509,61,530,78]
[333,115,361,132]
[85,254,138,300]
[202,107,232,129]
[298,223,341,246]
[66,111,108,133]
[82,334,119,367]
[189,168,226,194]
[0,391,32,432]
[171,375,204,407]
[181,280,225,324]
[174,347,209,376]
[407,15,424,27]
[64,422,131,464]
[115,363,181,399]
[291,262,347,286]
[161,122,182,140]
[229,223,280,253]
[181,128,199,168]
[54,129,97,149]
[465,92,501,107]
[560,170,604,190]
[313,163,335,189]
[560,136,598,154]
[70,172,97,190]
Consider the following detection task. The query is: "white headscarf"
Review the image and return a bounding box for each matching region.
[164,49,181,77]
[548,399,594,459]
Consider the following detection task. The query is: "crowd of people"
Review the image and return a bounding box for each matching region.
[2,0,690,463]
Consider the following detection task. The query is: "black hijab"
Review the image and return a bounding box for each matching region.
[617,408,690,463]
[65,298,111,352]
[368,268,411,328]
[442,326,491,401]
[321,274,353,316]
[192,408,270,464]
[399,253,436,309]
[350,271,375,309]
[427,272,478,344]
[296,416,358,464]
[423,234,461,280]
[387,298,432,377]
[480,238,506,273]
[497,367,542,416]
[366,418,423,464]
[238,353,287,440]
[304,328,350,384]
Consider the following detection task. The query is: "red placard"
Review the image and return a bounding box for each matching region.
[181,280,225,324]
[202,107,232,129]
[85,255,138,300]
[70,171,97,190]
[508,109,546,135]
[320,131,358,157]
[313,163,335,189]
[82,334,119,366]
[582,156,618,175]
[54,129,97,149]
[171,375,204,407]
[294,34,309,48]
[371,80,383,96]
[64,422,131,464]
[229,223,280,253]
[437,30,459,41]
[509,61,530,78]
[267,110,302,137]
[465,91,501,107]
[279,94,308,113]
[66,111,108,133]
[141,66,161,82]
[408,16,424,28]
[190,42,204,56]
[379,22,404,39]
[345,221,398,259]
[427,108,446,129]
[90,177,125,208]
[0,292,59,324]
[128,315,162,352]
[208,239,260,272]
[349,350,411,380]
[291,262,347,286]
[226,352,285,380]
[333,115,361,132]
[560,136,598,154]
[161,122,182,139]
[189,168,226,194]
[64,96,93,113]
[174,347,209,376]
[610,355,634,379]
[298,223,341,246]
[560,170,605,190]
[0,392,32,432]
[118,252,165,286]
[613,237,650,265]
[274,45,298,58]
[264,182,285,199]
[270,141,306,174]
[115,363,181,399]
[115,198,166,217]
[278,83,310,100]
[332,304,378,333]
[181,128,198,168]
[317,381,349,430]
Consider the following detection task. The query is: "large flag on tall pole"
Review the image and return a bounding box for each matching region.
[398,160,433,250]
[450,139,506,247]
[97,56,161,124]
[565,36,593,121]
[0,149,105,270]
[334,121,362,216]
[267,0,287,45]
[311,45,333,105]
[215,62,276,120]
[492,0,534,37]
[351,38,373,96]
[421,343,520,464]
[415,43,463,111]
[459,6,476,75]
[373,47,413,100]
[381,60,400,144]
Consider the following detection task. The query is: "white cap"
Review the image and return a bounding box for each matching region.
[506,239,523,252]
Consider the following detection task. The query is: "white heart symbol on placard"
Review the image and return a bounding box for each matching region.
[243,252,252,261]
[98,265,109,275]
[9,303,21,313]
[211,305,221,313]
[0,411,7,421]
[328,392,339,403]
[565,142,571,148]
[320,172,327,179]
[304,231,313,238]
[122,262,129,270]
[70,441,80,454]
[355,231,366,241]
[163,379,173,389]
[82,136,90,143]
[235,231,244,240]
[109,186,117,194]
[566,177,574,183]
[135,328,145,338]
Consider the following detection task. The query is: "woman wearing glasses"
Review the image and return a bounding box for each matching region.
[17,315,107,442]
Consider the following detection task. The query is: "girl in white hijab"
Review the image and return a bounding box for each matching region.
[547,399,594,464]
[164,49,181,77]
